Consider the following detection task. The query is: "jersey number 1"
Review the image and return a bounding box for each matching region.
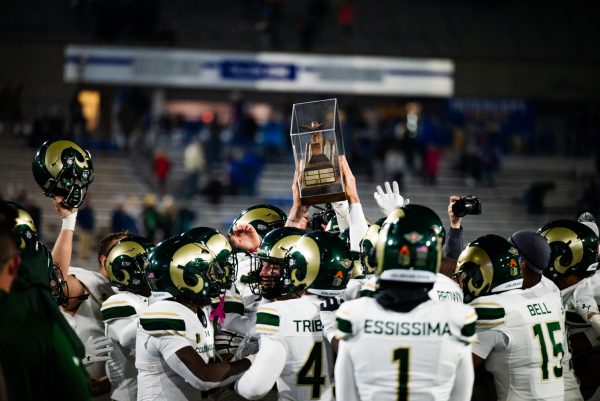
[297,341,326,398]
[393,347,410,401]
[532,321,564,380]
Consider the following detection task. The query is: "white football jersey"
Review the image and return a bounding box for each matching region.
[101,291,149,401]
[471,283,565,401]
[255,295,335,401]
[67,267,114,381]
[561,272,600,347]
[429,273,463,303]
[335,296,476,401]
[136,300,215,401]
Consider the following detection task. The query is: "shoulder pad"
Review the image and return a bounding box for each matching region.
[451,303,478,345]
[139,301,188,336]
[101,293,143,321]
[335,297,366,340]
[255,304,281,336]
[222,289,244,315]
[469,298,506,329]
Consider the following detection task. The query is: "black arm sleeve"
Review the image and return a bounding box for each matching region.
[443,227,464,260]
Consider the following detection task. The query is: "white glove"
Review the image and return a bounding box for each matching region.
[82,336,113,366]
[320,297,344,342]
[233,334,259,361]
[331,201,350,232]
[374,181,409,217]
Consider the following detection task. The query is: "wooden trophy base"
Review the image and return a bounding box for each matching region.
[300,190,347,206]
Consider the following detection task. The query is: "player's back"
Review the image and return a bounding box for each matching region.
[136,299,215,401]
[101,291,149,401]
[336,297,476,401]
[255,295,334,401]
[471,285,565,401]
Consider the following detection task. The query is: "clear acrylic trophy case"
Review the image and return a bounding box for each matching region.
[290,98,346,206]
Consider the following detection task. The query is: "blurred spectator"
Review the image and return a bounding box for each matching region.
[260,115,285,162]
[524,182,555,215]
[142,194,160,243]
[337,0,355,37]
[177,201,196,234]
[423,144,441,186]
[111,196,139,234]
[383,148,406,192]
[76,196,96,262]
[153,149,171,195]
[183,139,206,199]
[68,92,86,143]
[256,0,282,50]
[158,195,177,240]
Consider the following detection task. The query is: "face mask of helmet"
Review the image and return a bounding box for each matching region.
[49,264,69,306]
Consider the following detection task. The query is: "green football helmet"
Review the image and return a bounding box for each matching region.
[32,139,94,209]
[250,227,305,298]
[375,209,441,284]
[6,201,38,250]
[337,229,362,278]
[455,234,524,303]
[360,218,386,275]
[147,236,225,304]
[230,204,287,238]
[182,227,237,289]
[106,236,155,295]
[285,231,353,296]
[538,219,599,281]
[402,204,446,245]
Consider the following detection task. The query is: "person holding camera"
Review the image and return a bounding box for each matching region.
[444,195,481,260]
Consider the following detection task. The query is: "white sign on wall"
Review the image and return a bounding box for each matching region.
[65,45,454,97]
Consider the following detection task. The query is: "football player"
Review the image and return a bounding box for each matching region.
[539,219,600,399]
[235,230,353,400]
[359,204,462,303]
[334,208,476,401]
[509,229,584,401]
[100,235,154,401]
[33,139,116,398]
[455,234,565,400]
[136,235,253,401]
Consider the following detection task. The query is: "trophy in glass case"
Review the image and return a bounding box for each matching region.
[290,98,346,205]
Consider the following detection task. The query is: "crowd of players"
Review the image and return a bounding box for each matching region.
[0,138,599,401]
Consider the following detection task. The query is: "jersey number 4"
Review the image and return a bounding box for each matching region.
[297,341,326,398]
[532,321,564,380]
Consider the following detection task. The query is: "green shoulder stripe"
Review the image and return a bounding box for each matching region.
[224,301,245,315]
[337,317,353,334]
[140,318,186,332]
[360,289,375,298]
[461,321,476,338]
[256,312,280,327]
[475,307,505,321]
[102,305,137,321]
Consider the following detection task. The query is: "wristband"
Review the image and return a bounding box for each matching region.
[61,211,78,231]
